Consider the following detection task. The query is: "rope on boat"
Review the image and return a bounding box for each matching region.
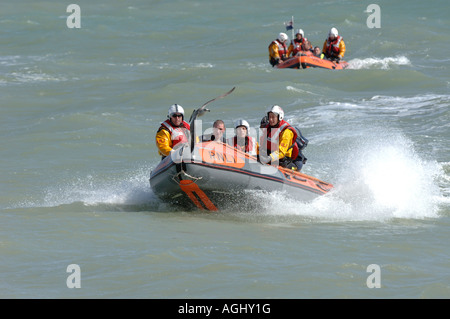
[171,169,202,185]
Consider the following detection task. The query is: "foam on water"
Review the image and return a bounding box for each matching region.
[241,133,445,222]
[332,136,442,219]
[347,56,411,70]
[0,54,72,85]
[11,167,158,211]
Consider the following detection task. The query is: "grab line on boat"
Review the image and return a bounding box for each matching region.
[172,169,202,184]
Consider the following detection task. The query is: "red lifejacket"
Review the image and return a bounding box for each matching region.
[261,120,299,159]
[271,40,287,59]
[160,119,190,148]
[227,136,257,155]
[291,38,308,56]
[325,35,343,57]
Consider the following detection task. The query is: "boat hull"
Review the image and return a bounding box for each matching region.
[276,54,349,70]
[150,141,333,211]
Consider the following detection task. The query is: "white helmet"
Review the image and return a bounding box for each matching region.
[278,32,288,42]
[296,29,304,37]
[329,27,338,37]
[235,119,250,131]
[168,104,185,119]
[267,105,284,121]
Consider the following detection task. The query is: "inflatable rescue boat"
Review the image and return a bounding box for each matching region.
[149,87,333,211]
[276,52,349,70]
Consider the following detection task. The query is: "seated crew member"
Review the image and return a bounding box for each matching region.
[313,46,325,59]
[259,105,297,169]
[227,119,258,156]
[322,27,346,62]
[201,119,226,142]
[155,104,190,160]
[302,40,313,54]
[268,32,289,67]
[260,111,308,171]
[287,29,308,57]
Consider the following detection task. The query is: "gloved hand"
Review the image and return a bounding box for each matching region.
[335,57,341,63]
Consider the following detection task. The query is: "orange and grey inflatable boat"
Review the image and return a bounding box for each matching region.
[149,87,333,211]
[276,52,349,70]
[149,141,333,211]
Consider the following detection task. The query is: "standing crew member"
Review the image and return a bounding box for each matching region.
[268,32,289,67]
[323,27,346,62]
[155,104,190,159]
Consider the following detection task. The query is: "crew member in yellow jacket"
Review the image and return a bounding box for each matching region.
[322,27,346,62]
[259,105,296,168]
[155,104,190,159]
[268,32,289,67]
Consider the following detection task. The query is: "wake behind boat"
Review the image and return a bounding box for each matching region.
[149,88,333,211]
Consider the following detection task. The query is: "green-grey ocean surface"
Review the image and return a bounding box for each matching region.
[1,0,449,298]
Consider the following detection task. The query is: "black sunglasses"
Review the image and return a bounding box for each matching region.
[171,114,183,118]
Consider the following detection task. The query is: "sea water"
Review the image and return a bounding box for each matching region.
[1,0,449,299]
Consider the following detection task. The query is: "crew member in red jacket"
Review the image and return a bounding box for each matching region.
[287,29,308,57]
[227,119,258,156]
[322,27,346,62]
[259,105,298,168]
[155,104,190,159]
[268,32,289,67]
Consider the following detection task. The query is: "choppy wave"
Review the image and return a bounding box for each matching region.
[0,54,72,85]
[347,56,411,69]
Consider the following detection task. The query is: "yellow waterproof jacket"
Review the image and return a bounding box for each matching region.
[155,120,190,157]
[268,42,280,60]
[155,128,173,157]
[268,40,287,61]
[269,128,294,161]
[261,121,295,161]
[323,37,346,59]
[287,42,294,57]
